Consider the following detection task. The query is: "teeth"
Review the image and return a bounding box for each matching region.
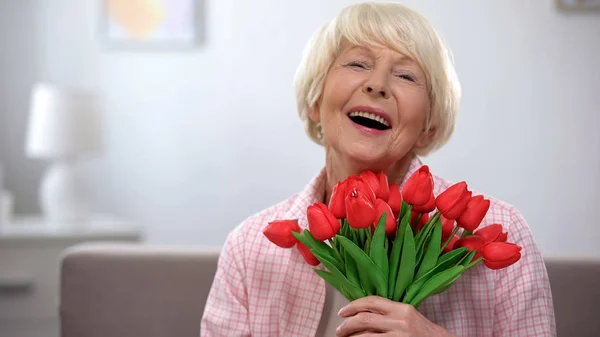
[348,111,389,127]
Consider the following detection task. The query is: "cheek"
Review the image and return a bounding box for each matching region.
[396,90,430,127]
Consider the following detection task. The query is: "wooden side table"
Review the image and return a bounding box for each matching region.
[0,215,143,337]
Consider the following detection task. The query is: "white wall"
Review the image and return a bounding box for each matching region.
[0,0,598,256]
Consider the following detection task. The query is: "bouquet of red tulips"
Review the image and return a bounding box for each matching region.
[263,165,522,308]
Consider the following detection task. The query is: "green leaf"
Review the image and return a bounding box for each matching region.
[428,269,464,298]
[437,247,469,266]
[344,248,361,287]
[314,251,366,300]
[393,224,416,301]
[370,212,389,281]
[458,250,476,267]
[293,231,344,272]
[314,269,354,301]
[387,210,411,297]
[312,250,345,278]
[292,231,331,256]
[339,285,355,302]
[402,247,468,304]
[415,216,438,264]
[409,265,465,307]
[337,235,387,298]
[400,201,411,222]
[415,218,442,280]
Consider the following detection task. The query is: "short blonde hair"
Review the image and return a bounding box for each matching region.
[294,2,461,156]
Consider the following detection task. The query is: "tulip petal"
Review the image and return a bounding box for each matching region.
[360,171,380,198]
[483,252,521,270]
[263,219,301,248]
[328,180,348,219]
[481,242,522,261]
[457,195,491,232]
[474,224,503,243]
[378,172,390,201]
[296,242,320,266]
[402,165,434,206]
[387,183,402,218]
[436,182,470,220]
[345,189,377,229]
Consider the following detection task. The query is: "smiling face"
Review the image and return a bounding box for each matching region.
[308,43,432,169]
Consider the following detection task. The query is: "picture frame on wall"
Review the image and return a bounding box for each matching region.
[555,0,600,11]
[100,0,204,49]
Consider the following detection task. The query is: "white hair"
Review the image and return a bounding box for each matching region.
[293,2,461,156]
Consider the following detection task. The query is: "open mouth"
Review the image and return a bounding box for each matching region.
[348,111,391,131]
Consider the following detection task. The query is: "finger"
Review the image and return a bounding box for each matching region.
[336,312,399,337]
[338,296,409,318]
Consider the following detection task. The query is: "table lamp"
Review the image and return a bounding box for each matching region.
[25,83,103,225]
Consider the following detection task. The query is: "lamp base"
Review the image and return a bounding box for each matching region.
[40,159,89,225]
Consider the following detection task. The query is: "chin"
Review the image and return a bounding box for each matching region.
[340,142,391,168]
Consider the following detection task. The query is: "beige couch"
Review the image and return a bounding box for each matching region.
[59,242,600,337]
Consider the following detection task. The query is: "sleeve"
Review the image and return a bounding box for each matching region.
[200,225,251,337]
[492,210,557,337]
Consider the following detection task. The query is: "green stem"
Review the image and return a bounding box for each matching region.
[465,257,483,271]
[461,229,473,238]
[329,238,344,266]
[440,226,460,254]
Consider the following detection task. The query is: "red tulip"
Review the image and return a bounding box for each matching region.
[307,202,341,241]
[328,180,348,219]
[345,188,377,229]
[455,235,486,260]
[412,192,436,213]
[263,219,301,248]
[474,224,508,244]
[402,165,434,206]
[443,235,459,253]
[411,211,429,232]
[441,217,455,242]
[435,182,471,220]
[387,183,402,218]
[496,232,508,242]
[360,170,380,195]
[360,171,391,201]
[347,175,376,203]
[377,172,390,201]
[457,195,491,232]
[374,198,397,235]
[482,242,522,270]
[296,242,320,266]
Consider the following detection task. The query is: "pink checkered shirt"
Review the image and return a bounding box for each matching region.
[201,157,556,336]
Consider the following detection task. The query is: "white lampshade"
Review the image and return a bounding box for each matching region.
[26,83,103,159]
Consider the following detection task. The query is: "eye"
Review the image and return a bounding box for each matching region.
[346,61,369,69]
[396,73,416,82]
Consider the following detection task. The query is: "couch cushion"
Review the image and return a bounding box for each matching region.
[60,242,219,337]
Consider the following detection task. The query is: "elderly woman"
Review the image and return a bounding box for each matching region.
[201,2,555,337]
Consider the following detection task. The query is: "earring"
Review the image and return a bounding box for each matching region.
[316,123,323,142]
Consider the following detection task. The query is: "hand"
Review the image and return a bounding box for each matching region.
[335,296,456,337]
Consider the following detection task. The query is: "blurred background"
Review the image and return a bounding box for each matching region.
[0,1,599,336]
[1,0,599,254]
[0,0,600,255]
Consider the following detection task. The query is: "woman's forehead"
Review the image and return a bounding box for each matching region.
[338,42,416,63]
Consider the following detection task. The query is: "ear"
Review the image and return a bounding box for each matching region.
[308,103,321,123]
[414,126,435,149]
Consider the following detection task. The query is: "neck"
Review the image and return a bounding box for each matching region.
[322,150,415,204]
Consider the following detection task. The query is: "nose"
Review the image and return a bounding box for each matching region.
[362,81,390,99]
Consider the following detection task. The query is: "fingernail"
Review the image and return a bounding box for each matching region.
[337,307,347,316]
